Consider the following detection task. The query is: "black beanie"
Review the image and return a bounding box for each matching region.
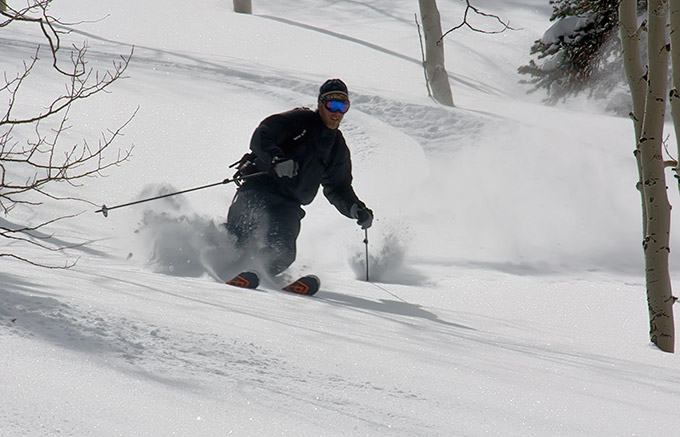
[319,79,349,101]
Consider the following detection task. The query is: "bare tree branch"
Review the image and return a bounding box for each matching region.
[1,0,88,76]
[1,0,135,267]
[415,13,433,98]
[439,0,515,44]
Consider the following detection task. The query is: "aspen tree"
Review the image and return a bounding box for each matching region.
[620,0,675,353]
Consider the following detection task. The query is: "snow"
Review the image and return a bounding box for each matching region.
[541,15,594,45]
[2,0,680,435]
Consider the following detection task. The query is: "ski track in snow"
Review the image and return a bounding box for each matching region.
[0,266,450,434]
[4,261,680,435]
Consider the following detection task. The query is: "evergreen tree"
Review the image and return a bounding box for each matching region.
[519,0,624,104]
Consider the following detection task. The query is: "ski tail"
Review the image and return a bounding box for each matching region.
[282,275,320,296]
[226,271,260,289]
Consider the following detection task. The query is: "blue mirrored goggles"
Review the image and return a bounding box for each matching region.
[323,99,350,114]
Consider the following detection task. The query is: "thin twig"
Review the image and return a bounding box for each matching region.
[439,0,516,44]
[415,13,432,97]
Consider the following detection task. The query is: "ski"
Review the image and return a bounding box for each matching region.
[282,275,320,296]
[226,271,320,296]
[225,271,260,289]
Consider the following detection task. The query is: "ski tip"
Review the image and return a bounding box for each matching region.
[226,271,260,289]
[282,275,320,296]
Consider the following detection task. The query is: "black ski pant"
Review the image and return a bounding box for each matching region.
[226,185,305,276]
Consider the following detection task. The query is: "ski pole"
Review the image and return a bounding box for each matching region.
[364,228,370,282]
[95,172,266,217]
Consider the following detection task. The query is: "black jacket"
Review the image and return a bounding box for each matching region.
[244,107,365,218]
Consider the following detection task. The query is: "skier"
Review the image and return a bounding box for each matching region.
[226,78,373,279]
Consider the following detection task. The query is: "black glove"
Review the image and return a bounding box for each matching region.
[350,204,373,229]
[272,157,299,178]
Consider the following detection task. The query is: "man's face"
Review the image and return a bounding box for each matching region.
[318,99,348,130]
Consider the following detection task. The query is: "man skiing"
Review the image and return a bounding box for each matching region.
[226,78,373,280]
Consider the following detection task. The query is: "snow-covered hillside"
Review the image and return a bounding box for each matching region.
[2,0,680,435]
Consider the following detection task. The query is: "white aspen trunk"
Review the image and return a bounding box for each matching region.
[670,0,680,178]
[620,0,648,138]
[620,0,650,236]
[233,0,252,14]
[639,0,675,353]
[418,0,454,107]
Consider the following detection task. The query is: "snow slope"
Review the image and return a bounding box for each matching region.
[2,0,680,435]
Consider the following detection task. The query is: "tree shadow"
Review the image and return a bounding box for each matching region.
[0,271,44,294]
[258,14,505,96]
[0,217,110,258]
[0,272,110,354]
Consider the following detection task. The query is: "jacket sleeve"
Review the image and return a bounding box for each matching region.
[249,112,295,170]
[322,133,366,218]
